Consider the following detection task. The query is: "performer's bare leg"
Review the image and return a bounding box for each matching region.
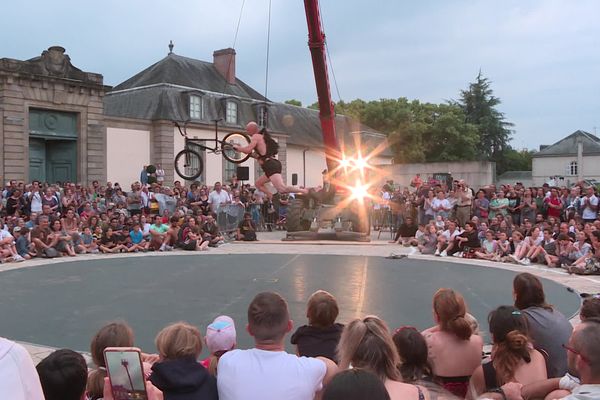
[269,173,308,195]
[255,174,271,199]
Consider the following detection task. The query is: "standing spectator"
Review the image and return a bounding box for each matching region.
[28,181,43,214]
[520,188,537,223]
[156,163,165,184]
[473,190,490,221]
[513,273,573,378]
[410,173,423,191]
[455,180,473,227]
[489,192,509,219]
[545,188,563,220]
[140,165,148,185]
[127,182,143,216]
[208,182,231,214]
[217,292,337,400]
[431,191,451,220]
[580,186,598,223]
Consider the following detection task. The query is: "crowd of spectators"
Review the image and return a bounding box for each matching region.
[2,273,600,400]
[0,174,295,262]
[384,177,600,275]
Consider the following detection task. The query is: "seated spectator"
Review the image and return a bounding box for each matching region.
[338,316,428,400]
[389,217,418,245]
[217,292,337,400]
[422,288,483,398]
[567,231,592,267]
[474,230,498,261]
[80,226,99,253]
[291,290,344,362]
[98,227,127,254]
[513,273,573,378]
[30,215,59,258]
[392,326,432,384]
[12,226,31,261]
[434,221,462,256]
[36,349,87,400]
[323,369,390,400]
[442,221,480,257]
[87,321,135,400]
[50,219,76,257]
[580,296,600,321]
[418,224,438,255]
[0,336,44,400]
[521,228,555,266]
[203,214,224,247]
[178,217,209,251]
[148,214,170,251]
[237,212,257,241]
[468,306,547,399]
[201,315,237,376]
[128,223,148,252]
[507,231,528,263]
[149,322,218,400]
[568,230,600,275]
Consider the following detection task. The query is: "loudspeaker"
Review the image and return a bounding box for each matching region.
[236,166,249,181]
[291,173,298,186]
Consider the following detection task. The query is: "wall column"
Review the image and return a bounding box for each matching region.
[151,120,175,186]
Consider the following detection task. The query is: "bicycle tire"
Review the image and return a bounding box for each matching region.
[221,132,251,164]
[174,148,203,180]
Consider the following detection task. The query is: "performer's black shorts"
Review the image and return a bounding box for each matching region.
[262,158,282,178]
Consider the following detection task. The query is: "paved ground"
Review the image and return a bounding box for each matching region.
[1,229,598,365]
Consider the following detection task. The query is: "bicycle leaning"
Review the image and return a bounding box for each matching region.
[174,119,251,181]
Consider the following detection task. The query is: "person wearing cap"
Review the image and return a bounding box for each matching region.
[201,316,237,376]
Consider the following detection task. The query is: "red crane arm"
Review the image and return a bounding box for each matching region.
[304,0,339,173]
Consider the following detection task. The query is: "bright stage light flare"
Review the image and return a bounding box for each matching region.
[349,181,369,201]
[339,158,351,169]
[353,156,368,171]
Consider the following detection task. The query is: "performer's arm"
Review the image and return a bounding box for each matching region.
[234,135,259,154]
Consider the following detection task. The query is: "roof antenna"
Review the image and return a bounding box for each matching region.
[168,40,174,55]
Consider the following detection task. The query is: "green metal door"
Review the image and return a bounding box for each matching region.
[46,140,77,184]
[29,109,78,183]
[29,138,47,183]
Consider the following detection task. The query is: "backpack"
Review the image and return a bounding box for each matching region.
[261,129,279,157]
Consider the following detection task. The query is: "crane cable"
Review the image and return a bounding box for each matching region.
[318,0,343,105]
[262,0,273,129]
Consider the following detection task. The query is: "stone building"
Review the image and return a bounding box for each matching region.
[0,46,108,184]
[1,46,392,187]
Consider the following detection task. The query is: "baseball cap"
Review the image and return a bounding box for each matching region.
[205,315,236,354]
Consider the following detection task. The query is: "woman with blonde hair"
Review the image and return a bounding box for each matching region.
[422,288,483,398]
[337,316,427,400]
[87,321,135,400]
[467,306,547,399]
[149,322,218,400]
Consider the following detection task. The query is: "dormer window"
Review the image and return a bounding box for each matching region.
[190,95,203,120]
[258,106,268,128]
[226,101,238,124]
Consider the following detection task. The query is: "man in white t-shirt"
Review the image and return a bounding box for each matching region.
[0,337,45,400]
[431,191,452,219]
[208,182,231,214]
[217,292,337,400]
[580,187,598,223]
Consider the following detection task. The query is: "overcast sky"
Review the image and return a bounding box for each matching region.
[2,0,598,150]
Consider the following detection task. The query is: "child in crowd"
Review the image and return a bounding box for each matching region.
[81,226,99,253]
[128,223,148,252]
[0,227,25,262]
[291,290,344,362]
[474,230,498,261]
[418,224,438,255]
[201,315,237,376]
[13,226,33,260]
[496,231,511,259]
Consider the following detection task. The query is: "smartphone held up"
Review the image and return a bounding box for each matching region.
[104,347,148,400]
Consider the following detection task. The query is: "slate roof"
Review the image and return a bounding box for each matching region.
[496,171,532,181]
[534,130,600,157]
[104,52,392,157]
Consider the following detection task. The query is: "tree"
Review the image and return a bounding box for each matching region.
[284,99,302,107]
[456,72,513,162]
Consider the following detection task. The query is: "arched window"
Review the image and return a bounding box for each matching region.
[569,161,578,176]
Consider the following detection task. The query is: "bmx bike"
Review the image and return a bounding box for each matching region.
[174,119,251,180]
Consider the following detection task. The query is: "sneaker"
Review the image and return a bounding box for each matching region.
[408,247,418,255]
[440,251,448,257]
[164,245,173,251]
[519,258,531,266]
[13,255,25,262]
[159,244,166,252]
[217,240,225,245]
[91,249,100,254]
[452,252,463,258]
[434,249,440,256]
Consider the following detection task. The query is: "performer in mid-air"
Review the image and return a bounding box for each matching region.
[234,122,307,199]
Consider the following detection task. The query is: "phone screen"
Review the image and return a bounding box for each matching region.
[104,349,148,400]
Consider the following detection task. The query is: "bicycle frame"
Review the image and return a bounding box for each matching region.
[175,119,228,155]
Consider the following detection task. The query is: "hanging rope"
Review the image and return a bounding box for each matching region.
[262,0,273,129]
[318,1,342,104]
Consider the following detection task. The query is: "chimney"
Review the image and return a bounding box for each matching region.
[213,48,236,84]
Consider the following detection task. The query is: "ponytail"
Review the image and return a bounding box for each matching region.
[86,368,107,400]
[446,315,472,341]
[492,330,532,385]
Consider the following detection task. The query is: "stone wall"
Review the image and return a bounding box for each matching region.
[378,161,496,189]
[0,46,108,184]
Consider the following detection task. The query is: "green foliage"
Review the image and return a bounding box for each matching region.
[284,99,302,107]
[496,148,534,175]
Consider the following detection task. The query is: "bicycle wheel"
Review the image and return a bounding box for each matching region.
[174,148,203,180]
[221,132,251,164]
